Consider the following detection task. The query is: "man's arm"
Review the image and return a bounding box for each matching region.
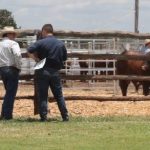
[62,45,67,61]
[27,41,40,62]
[27,52,40,62]
[11,42,22,70]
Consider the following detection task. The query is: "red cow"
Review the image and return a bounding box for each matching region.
[116,50,150,96]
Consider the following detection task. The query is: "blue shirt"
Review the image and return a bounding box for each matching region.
[28,36,67,70]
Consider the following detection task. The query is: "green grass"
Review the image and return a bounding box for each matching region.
[0,116,150,150]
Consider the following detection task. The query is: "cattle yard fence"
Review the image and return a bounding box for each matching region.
[0,37,150,103]
[1,53,150,101]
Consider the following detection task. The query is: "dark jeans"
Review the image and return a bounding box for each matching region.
[0,67,19,119]
[35,68,68,119]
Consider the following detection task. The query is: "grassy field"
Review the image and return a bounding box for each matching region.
[0,116,150,150]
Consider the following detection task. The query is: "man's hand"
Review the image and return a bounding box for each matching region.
[27,52,40,62]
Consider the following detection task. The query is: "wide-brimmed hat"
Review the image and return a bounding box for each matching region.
[144,39,150,45]
[1,26,17,35]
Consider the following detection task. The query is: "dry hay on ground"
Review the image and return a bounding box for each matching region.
[0,82,150,118]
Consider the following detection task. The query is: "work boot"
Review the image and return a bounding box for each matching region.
[62,115,69,122]
[40,115,47,122]
[0,115,13,120]
[1,112,13,120]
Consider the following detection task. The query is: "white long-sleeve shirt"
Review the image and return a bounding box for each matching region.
[0,38,22,70]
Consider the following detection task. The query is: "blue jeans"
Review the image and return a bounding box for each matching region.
[35,68,68,119]
[0,67,19,119]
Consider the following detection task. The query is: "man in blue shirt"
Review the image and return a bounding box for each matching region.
[28,24,69,121]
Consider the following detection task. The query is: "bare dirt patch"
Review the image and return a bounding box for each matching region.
[0,81,150,118]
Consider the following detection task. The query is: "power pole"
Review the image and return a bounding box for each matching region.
[135,0,139,33]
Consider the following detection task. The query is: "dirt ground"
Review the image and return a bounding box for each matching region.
[1,81,150,118]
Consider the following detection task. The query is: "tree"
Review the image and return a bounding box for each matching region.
[0,9,17,29]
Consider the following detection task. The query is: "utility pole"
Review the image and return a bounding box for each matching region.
[135,0,139,33]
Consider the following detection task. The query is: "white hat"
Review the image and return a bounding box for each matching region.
[144,39,150,45]
[2,26,17,35]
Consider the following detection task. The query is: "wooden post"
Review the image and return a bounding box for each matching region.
[33,75,39,115]
[135,0,139,33]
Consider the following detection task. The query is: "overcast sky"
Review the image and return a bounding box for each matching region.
[0,0,150,33]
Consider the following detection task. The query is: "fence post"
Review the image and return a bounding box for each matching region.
[33,75,39,115]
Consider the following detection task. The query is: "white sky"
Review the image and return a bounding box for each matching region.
[0,0,149,33]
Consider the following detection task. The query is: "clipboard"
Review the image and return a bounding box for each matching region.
[34,58,46,70]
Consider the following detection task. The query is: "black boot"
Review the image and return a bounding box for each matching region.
[1,111,13,120]
[62,114,69,122]
[40,115,47,122]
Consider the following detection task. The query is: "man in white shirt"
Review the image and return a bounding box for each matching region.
[0,26,22,120]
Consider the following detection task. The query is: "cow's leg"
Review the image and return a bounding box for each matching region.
[143,81,149,96]
[119,80,130,96]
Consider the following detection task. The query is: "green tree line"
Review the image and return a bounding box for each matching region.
[0,9,17,29]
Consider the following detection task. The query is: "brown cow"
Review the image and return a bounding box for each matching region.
[116,50,150,96]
